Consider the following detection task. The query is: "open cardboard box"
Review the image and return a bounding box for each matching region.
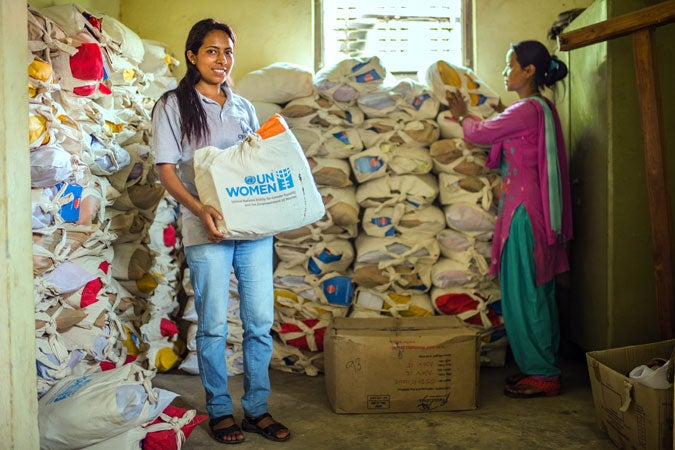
[586,339,674,449]
[323,315,479,414]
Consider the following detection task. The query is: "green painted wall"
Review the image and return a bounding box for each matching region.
[561,0,674,349]
[119,0,314,83]
[29,0,120,17]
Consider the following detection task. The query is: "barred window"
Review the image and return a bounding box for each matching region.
[317,0,472,75]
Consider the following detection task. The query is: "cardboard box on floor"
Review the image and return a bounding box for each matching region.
[586,339,674,450]
[323,315,480,414]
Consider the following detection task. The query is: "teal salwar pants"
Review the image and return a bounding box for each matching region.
[500,205,560,377]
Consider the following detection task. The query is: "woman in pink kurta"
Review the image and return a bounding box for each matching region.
[449,40,573,398]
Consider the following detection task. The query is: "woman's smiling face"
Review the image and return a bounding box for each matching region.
[188,30,234,87]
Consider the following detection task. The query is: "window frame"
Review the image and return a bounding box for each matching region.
[314,0,474,75]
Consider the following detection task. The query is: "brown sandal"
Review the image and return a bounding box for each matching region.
[241,412,290,442]
[209,415,246,445]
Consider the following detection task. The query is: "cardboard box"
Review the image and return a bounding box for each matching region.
[323,315,479,413]
[586,339,674,449]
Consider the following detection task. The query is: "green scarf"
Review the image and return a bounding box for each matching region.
[529,97,562,235]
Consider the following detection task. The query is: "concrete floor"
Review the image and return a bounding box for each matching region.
[153,353,617,450]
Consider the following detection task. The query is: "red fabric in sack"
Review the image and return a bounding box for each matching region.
[70,42,104,82]
[163,224,177,247]
[435,293,501,327]
[80,261,109,308]
[160,318,179,338]
[142,405,207,450]
[100,354,137,371]
[279,319,325,351]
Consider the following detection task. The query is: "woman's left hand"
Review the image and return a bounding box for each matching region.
[446,90,468,118]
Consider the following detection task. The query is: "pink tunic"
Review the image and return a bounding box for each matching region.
[462,98,573,285]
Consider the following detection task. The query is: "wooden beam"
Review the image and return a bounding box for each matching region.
[558,0,675,50]
[632,28,675,339]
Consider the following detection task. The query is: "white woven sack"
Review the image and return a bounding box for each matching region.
[80,426,146,450]
[314,56,386,105]
[252,101,282,125]
[139,39,179,77]
[273,288,348,320]
[111,242,155,281]
[438,173,494,210]
[349,143,432,183]
[355,234,440,268]
[352,262,433,294]
[30,143,75,188]
[421,60,500,119]
[362,204,445,238]
[318,185,360,226]
[308,157,352,188]
[273,265,354,307]
[194,114,324,239]
[269,338,322,376]
[430,138,487,176]
[355,174,439,212]
[235,62,314,104]
[281,94,364,129]
[444,203,497,235]
[291,125,364,159]
[357,79,440,120]
[431,256,489,288]
[275,238,354,275]
[38,364,175,450]
[437,110,465,139]
[437,228,493,259]
[352,286,434,318]
[274,214,358,244]
[358,118,440,148]
[100,14,144,65]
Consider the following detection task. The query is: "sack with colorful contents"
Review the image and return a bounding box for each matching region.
[308,157,353,188]
[274,239,355,276]
[142,405,208,450]
[431,285,503,329]
[356,174,439,212]
[422,60,499,119]
[194,114,325,239]
[430,139,487,176]
[273,315,329,352]
[358,79,440,121]
[315,56,386,105]
[351,287,435,318]
[362,204,445,238]
[349,143,433,184]
[281,94,364,129]
[38,364,176,450]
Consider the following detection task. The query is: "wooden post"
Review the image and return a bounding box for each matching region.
[559,1,675,340]
[632,28,674,339]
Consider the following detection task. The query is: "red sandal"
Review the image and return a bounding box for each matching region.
[504,375,561,398]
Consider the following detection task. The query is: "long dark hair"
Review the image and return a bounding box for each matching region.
[156,18,236,144]
[511,40,568,91]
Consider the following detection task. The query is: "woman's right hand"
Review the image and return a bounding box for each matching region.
[198,204,227,242]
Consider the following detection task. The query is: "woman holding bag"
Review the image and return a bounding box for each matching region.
[152,18,290,444]
[448,40,573,398]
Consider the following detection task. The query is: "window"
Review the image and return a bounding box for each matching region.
[316,0,472,75]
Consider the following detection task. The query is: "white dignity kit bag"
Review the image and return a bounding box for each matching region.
[194,114,325,239]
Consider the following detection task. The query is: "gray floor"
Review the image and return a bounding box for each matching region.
[154,353,617,450]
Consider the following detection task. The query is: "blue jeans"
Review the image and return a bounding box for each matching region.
[185,237,275,419]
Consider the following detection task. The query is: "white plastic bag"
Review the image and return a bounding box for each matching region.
[194,114,325,239]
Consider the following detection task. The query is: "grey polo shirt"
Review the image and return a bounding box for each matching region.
[152,86,259,246]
